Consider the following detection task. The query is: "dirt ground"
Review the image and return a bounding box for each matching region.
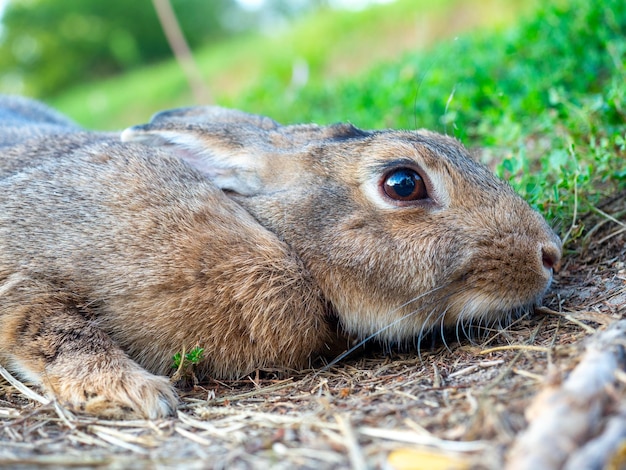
[1,192,625,470]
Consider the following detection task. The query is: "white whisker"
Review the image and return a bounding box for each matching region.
[320,283,452,371]
[322,275,542,372]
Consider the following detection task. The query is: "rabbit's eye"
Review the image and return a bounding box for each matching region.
[382,168,428,201]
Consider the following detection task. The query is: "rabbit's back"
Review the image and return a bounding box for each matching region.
[0,95,113,178]
[0,95,81,148]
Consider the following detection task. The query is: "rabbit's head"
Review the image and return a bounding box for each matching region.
[122,107,561,343]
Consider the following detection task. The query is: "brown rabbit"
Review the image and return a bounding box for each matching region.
[0,96,561,419]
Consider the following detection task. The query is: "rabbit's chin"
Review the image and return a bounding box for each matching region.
[335,289,546,345]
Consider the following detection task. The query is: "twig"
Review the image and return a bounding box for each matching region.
[563,411,626,470]
[0,364,49,405]
[358,427,487,452]
[534,306,600,332]
[596,226,626,245]
[479,345,550,355]
[506,320,626,470]
[152,0,212,104]
[336,414,367,470]
[590,206,626,229]
[174,425,213,446]
[88,426,151,454]
[448,360,504,378]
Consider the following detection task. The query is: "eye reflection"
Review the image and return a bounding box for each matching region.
[382,168,428,201]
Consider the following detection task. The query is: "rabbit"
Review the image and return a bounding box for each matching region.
[0,94,83,148]
[0,96,561,420]
[0,95,111,177]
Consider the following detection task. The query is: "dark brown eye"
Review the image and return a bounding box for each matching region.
[382,168,428,201]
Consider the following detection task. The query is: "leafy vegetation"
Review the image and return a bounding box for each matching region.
[0,0,322,98]
[172,346,205,370]
[0,0,247,97]
[171,346,205,387]
[48,0,534,130]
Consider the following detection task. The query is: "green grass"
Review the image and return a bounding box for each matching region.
[172,346,205,370]
[49,0,535,130]
[51,0,625,243]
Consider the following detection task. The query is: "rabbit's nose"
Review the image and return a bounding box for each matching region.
[541,243,561,272]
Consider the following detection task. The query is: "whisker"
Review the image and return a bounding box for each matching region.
[320,283,453,372]
[416,305,441,361]
[438,308,451,352]
[321,275,539,372]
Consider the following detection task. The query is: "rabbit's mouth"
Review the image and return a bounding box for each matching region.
[434,259,555,325]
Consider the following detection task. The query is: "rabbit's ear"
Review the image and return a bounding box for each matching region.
[121,125,265,196]
[141,106,280,130]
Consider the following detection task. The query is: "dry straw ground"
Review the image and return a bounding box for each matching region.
[1,193,625,470]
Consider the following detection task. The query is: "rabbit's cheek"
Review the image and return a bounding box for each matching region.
[304,234,460,340]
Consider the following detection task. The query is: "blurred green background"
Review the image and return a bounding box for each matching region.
[0,0,539,130]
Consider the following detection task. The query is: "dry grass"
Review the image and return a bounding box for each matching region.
[1,196,625,469]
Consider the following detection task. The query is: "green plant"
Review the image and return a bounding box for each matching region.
[172,346,205,369]
[50,0,625,244]
[171,346,205,387]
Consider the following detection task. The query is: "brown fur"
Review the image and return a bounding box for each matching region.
[0,97,560,419]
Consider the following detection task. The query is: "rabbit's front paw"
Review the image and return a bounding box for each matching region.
[47,367,178,419]
[0,279,179,419]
